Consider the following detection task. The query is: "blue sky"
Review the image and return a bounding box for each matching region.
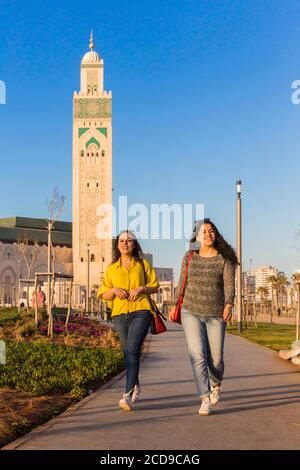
[1,0,300,281]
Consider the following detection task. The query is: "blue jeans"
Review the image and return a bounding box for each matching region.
[181,308,226,398]
[113,310,151,394]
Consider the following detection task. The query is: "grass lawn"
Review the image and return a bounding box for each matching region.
[227,322,297,352]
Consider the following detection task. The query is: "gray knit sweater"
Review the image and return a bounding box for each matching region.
[175,251,236,318]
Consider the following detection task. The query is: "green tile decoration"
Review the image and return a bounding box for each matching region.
[79,128,89,137]
[97,128,107,137]
[74,98,112,119]
[85,137,100,149]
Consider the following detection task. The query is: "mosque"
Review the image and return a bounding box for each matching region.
[0,34,174,308]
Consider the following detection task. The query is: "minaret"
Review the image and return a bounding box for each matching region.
[72,33,112,294]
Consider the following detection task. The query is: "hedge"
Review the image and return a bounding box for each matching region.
[0,340,124,399]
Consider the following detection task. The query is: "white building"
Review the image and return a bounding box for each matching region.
[0,217,72,305]
[242,272,256,298]
[72,32,112,289]
[253,266,278,300]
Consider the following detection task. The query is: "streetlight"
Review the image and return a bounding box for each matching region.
[236,180,243,333]
[250,258,253,274]
[101,256,105,280]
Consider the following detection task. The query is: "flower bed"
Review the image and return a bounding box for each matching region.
[38,316,109,337]
[0,340,124,399]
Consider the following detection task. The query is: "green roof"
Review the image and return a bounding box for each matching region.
[0,217,72,247]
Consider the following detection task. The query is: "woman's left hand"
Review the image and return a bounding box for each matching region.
[128,287,145,302]
[223,304,233,321]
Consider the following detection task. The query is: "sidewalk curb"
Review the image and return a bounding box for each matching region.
[1,335,152,450]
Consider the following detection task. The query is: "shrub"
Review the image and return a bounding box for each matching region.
[18,321,37,338]
[0,340,124,397]
[0,309,21,325]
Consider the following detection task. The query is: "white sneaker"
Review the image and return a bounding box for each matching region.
[131,385,141,403]
[198,398,213,416]
[119,393,132,411]
[210,384,221,406]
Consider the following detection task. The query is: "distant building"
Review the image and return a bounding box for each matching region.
[242,272,256,299]
[253,266,278,300]
[153,267,174,305]
[0,217,72,305]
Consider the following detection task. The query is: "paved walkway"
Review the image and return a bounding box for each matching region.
[3,323,300,450]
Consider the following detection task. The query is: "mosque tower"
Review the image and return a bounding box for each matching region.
[72,32,112,293]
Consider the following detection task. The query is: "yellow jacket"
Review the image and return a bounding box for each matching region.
[97,257,159,316]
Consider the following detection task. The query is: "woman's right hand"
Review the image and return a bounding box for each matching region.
[112,288,129,300]
[169,306,177,321]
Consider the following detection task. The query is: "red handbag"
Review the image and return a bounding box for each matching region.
[171,251,194,324]
[140,260,167,335]
[149,303,167,335]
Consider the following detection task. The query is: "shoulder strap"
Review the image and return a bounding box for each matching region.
[140,258,147,286]
[139,259,166,318]
[180,251,194,297]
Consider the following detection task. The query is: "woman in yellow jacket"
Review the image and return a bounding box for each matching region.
[97,230,159,411]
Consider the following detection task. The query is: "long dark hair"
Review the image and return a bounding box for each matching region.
[190,218,239,267]
[112,230,144,263]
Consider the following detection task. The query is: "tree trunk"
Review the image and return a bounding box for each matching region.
[34,276,38,326]
[65,280,73,333]
[271,286,274,321]
[253,295,258,328]
[47,223,52,337]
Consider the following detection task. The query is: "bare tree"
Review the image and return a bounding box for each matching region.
[46,187,66,337]
[17,236,38,311]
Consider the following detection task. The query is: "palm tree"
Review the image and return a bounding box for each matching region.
[268,274,288,320]
[277,274,288,315]
[256,286,269,320]
[268,275,278,321]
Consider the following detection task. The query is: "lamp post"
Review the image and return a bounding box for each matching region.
[236,180,243,333]
[250,258,253,274]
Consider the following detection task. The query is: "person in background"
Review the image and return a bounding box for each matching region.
[32,286,46,310]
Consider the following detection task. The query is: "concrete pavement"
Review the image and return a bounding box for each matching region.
[3,322,300,450]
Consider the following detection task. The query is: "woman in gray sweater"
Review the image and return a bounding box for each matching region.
[170,218,238,416]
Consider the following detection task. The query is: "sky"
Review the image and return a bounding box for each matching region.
[1,0,300,281]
